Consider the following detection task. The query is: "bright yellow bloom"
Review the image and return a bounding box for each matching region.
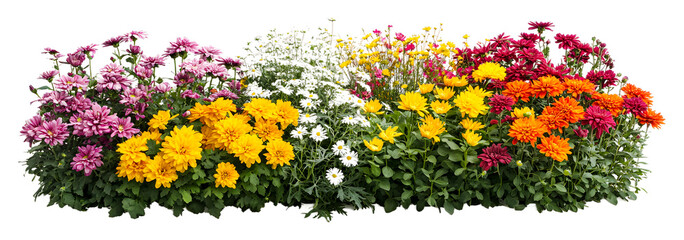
[397,92,428,117]
[214,162,239,188]
[465,85,493,99]
[434,87,455,100]
[512,107,536,119]
[419,83,435,94]
[116,135,148,159]
[364,137,384,152]
[148,110,178,130]
[264,139,295,169]
[401,84,408,89]
[419,115,446,143]
[462,130,481,146]
[472,62,507,82]
[187,102,209,123]
[443,75,469,87]
[229,134,265,168]
[252,118,284,142]
[274,100,299,129]
[243,98,277,120]
[377,124,403,144]
[460,118,485,131]
[186,98,237,125]
[430,100,453,114]
[116,154,149,183]
[206,116,253,150]
[363,99,384,114]
[160,125,203,173]
[139,131,162,144]
[382,69,391,76]
[340,60,351,68]
[143,154,178,188]
[453,91,489,118]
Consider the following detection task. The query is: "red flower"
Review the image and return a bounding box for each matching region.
[528,21,555,32]
[478,144,512,171]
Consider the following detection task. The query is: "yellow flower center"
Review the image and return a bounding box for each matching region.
[118,125,124,132]
[346,156,352,160]
[316,132,321,136]
[130,94,136,98]
[305,114,310,117]
[332,174,337,178]
[47,131,53,136]
[307,103,311,106]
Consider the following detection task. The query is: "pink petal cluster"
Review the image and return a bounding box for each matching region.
[488,94,515,114]
[35,118,70,146]
[71,103,117,137]
[478,144,512,171]
[582,105,616,138]
[70,145,103,176]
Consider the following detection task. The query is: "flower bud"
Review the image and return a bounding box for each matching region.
[563,169,571,176]
[523,112,532,118]
[516,160,523,167]
[29,85,37,94]
[182,110,191,118]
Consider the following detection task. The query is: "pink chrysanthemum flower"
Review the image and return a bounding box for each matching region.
[127,30,148,41]
[181,90,200,99]
[20,115,44,145]
[586,70,618,88]
[528,21,555,32]
[478,144,512,171]
[138,55,166,69]
[67,93,93,113]
[623,97,648,116]
[110,116,139,139]
[39,91,72,113]
[97,73,133,91]
[173,71,195,86]
[164,37,199,57]
[574,127,588,138]
[102,35,128,48]
[209,89,239,101]
[204,63,229,79]
[55,75,89,91]
[127,45,142,55]
[155,82,172,94]
[71,145,104,176]
[488,94,515,114]
[134,65,153,79]
[195,46,222,60]
[65,52,86,67]
[216,57,242,68]
[119,87,147,105]
[100,63,125,76]
[38,70,59,81]
[77,44,98,58]
[554,33,580,50]
[36,118,69,146]
[582,105,616,138]
[180,59,208,78]
[71,103,117,137]
[124,102,147,121]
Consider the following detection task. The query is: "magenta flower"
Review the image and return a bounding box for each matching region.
[204,63,229,79]
[134,65,153,79]
[623,97,648,115]
[181,90,200,99]
[127,45,142,55]
[36,118,69,146]
[216,57,242,68]
[77,44,98,58]
[195,46,222,60]
[119,87,147,105]
[586,70,618,88]
[528,21,555,32]
[55,75,89,91]
[582,106,616,138]
[70,145,103,176]
[574,127,588,138]
[488,94,515,114]
[100,63,125,75]
[395,33,406,41]
[127,30,148,41]
[554,33,580,50]
[164,37,199,58]
[20,116,44,146]
[42,47,60,55]
[67,93,94,113]
[38,91,71,112]
[38,70,59,81]
[124,102,147,121]
[110,117,139,139]
[102,35,128,48]
[97,73,132,91]
[66,52,86,67]
[173,71,195,86]
[478,144,512,171]
[209,89,239,101]
[155,82,172,93]
[139,55,167,69]
[71,103,117,137]
[180,59,208,78]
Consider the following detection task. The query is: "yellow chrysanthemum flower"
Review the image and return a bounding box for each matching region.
[512,107,536,119]
[430,100,453,114]
[187,102,208,123]
[160,125,203,173]
[229,134,265,168]
[116,135,148,158]
[419,83,435,94]
[143,154,178,188]
[116,154,149,182]
[453,91,489,118]
[433,87,455,100]
[397,92,428,117]
[206,116,253,150]
[206,98,237,123]
[364,137,384,152]
[243,98,277,120]
[139,130,162,144]
[460,118,485,131]
[214,162,239,188]
[264,139,295,169]
[148,110,178,130]
[472,62,506,82]
[466,85,493,99]
[274,100,299,129]
[377,124,403,144]
[419,115,446,143]
[252,118,284,142]
[462,130,482,146]
[363,99,384,114]
[444,75,469,87]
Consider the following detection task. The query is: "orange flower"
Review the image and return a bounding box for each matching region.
[636,108,665,129]
[552,97,584,124]
[508,117,546,146]
[502,80,533,102]
[538,107,568,133]
[621,83,654,106]
[592,93,624,117]
[563,78,595,97]
[531,75,564,98]
[537,135,572,162]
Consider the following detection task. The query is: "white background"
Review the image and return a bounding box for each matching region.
[1,0,682,239]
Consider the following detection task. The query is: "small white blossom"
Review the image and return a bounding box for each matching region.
[341,115,358,125]
[331,140,350,156]
[291,126,308,139]
[299,112,318,124]
[326,168,344,186]
[340,151,359,167]
[310,125,328,142]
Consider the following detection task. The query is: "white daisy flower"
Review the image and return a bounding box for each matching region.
[305,93,319,100]
[340,151,359,167]
[341,115,358,125]
[299,112,317,124]
[331,140,350,156]
[258,89,272,98]
[277,85,293,95]
[291,126,307,139]
[310,125,328,142]
[300,98,317,110]
[355,116,370,128]
[246,85,263,98]
[352,98,365,108]
[326,168,344,186]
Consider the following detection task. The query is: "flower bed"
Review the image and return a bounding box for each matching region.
[21,22,664,220]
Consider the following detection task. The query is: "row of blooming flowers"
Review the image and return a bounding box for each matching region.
[21,22,664,220]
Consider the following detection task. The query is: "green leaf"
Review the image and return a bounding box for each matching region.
[555,183,567,193]
[402,173,412,181]
[444,200,455,215]
[513,176,521,187]
[371,164,381,177]
[454,168,466,176]
[122,198,145,218]
[416,186,430,192]
[445,140,459,150]
[533,192,543,201]
[427,155,437,164]
[427,196,437,206]
[384,199,398,213]
[401,190,413,201]
[180,190,192,203]
[382,166,395,178]
[378,179,391,191]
